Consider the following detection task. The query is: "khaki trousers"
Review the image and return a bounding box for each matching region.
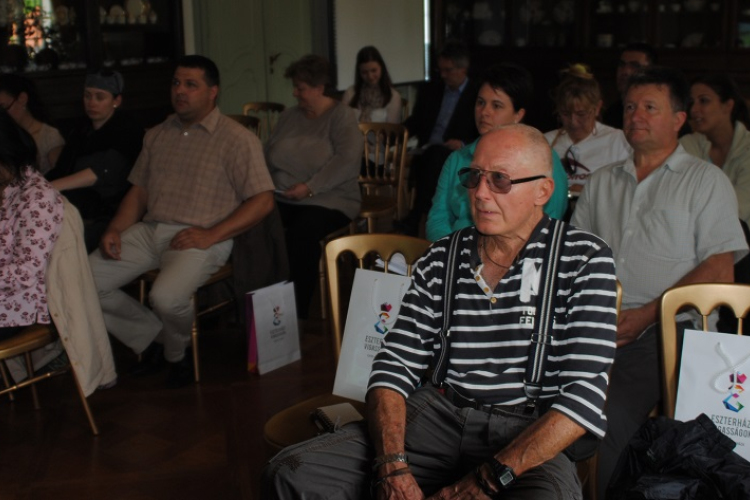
[89,222,232,362]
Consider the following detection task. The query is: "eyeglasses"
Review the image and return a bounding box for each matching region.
[457,167,546,194]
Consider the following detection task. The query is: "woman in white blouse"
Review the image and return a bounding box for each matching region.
[342,46,402,124]
[544,64,631,195]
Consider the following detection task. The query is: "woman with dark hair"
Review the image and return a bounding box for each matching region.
[426,62,568,241]
[0,74,64,174]
[544,64,630,194]
[0,110,63,341]
[680,74,750,228]
[47,70,144,252]
[266,54,362,317]
[342,46,402,123]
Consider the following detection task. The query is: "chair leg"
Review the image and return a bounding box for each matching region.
[69,367,99,436]
[319,254,328,320]
[191,294,200,383]
[24,352,40,410]
[0,361,14,402]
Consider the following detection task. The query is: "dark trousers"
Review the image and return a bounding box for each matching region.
[278,202,350,318]
[263,386,582,499]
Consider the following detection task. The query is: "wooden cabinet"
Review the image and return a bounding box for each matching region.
[434,0,750,131]
[0,0,183,130]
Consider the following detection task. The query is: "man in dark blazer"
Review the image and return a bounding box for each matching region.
[400,41,480,235]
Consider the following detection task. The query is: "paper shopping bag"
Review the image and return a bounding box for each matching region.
[332,269,412,402]
[675,329,750,461]
[246,281,300,375]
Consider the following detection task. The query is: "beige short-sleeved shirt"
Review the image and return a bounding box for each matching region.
[129,107,274,228]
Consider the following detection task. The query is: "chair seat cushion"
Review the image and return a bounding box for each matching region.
[263,393,366,453]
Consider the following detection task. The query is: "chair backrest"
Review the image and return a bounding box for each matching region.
[242,101,285,142]
[401,97,409,121]
[325,233,430,360]
[227,114,260,136]
[659,283,750,418]
[358,122,410,219]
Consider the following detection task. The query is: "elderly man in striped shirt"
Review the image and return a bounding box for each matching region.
[264,124,617,499]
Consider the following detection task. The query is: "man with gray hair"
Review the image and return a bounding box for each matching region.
[399,40,480,235]
[264,124,618,499]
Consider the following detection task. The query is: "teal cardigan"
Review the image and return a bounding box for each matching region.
[426,138,569,241]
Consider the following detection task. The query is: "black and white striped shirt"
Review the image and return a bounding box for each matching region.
[368,217,618,438]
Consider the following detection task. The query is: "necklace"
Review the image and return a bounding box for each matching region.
[480,237,512,269]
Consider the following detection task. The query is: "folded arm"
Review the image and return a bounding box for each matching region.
[617,251,734,346]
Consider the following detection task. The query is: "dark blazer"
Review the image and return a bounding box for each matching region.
[404,77,480,147]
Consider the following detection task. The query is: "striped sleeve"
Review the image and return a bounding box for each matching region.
[547,228,617,438]
[367,242,448,398]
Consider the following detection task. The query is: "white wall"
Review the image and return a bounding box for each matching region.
[187,0,314,113]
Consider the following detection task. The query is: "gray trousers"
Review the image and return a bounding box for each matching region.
[88,222,232,362]
[262,386,582,500]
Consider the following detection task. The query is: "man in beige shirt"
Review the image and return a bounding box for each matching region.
[89,55,274,388]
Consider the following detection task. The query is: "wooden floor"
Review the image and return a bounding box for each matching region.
[0,312,337,500]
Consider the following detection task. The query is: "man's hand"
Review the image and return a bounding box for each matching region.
[616,304,657,347]
[443,139,463,151]
[170,227,217,251]
[281,183,312,201]
[99,229,122,260]
[425,470,489,499]
[375,466,424,500]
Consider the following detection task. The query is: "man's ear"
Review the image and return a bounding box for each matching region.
[535,176,555,207]
[673,110,687,133]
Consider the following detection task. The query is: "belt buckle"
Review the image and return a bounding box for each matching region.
[523,401,536,415]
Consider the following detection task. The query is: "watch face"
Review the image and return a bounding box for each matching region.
[498,469,515,487]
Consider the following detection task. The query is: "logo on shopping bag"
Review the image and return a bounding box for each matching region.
[272,305,282,326]
[373,303,393,335]
[724,372,747,413]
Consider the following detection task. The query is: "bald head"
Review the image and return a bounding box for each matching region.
[470,124,555,238]
[477,124,553,177]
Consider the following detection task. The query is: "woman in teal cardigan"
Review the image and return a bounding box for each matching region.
[426,63,568,241]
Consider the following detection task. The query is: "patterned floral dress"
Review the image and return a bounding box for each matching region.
[0,166,63,327]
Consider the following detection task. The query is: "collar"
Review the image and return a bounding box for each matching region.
[469,215,552,270]
[168,106,222,134]
[619,143,691,178]
[445,77,469,95]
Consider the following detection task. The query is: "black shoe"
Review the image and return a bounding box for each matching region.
[165,350,194,389]
[130,342,166,377]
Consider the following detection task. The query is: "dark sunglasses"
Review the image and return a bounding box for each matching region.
[457,167,546,194]
[562,147,584,176]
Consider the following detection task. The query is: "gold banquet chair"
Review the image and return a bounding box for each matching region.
[263,233,430,454]
[226,114,260,136]
[242,101,285,142]
[659,283,750,419]
[0,201,106,435]
[358,122,410,232]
